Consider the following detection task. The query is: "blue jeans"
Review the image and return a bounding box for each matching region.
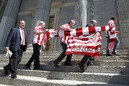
[113,36,120,53]
[106,35,120,54]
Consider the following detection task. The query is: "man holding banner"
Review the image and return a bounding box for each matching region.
[66,20,100,72]
[53,20,75,68]
[85,20,98,66]
[46,19,115,72]
[63,20,115,72]
[106,17,120,56]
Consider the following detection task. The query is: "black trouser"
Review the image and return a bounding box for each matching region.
[106,36,110,55]
[79,55,91,66]
[54,42,72,65]
[4,47,23,75]
[26,44,41,69]
[113,36,120,53]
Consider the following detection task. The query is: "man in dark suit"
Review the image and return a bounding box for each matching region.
[3,20,27,79]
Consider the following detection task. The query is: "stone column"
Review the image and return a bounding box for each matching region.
[32,0,52,27]
[116,0,129,49]
[0,0,21,51]
[74,0,88,28]
[29,0,52,43]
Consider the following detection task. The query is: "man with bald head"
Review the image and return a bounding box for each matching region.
[3,20,27,79]
[53,20,75,68]
[25,21,46,70]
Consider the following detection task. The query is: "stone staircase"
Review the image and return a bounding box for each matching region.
[0,45,129,86]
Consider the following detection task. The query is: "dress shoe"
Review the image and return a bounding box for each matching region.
[25,65,31,70]
[11,74,17,79]
[106,54,112,56]
[53,61,59,68]
[78,63,85,72]
[90,61,94,66]
[87,61,94,66]
[33,68,40,70]
[63,63,72,66]
[3,66,9,76]
[33,67,40,70]
[112,52,116,55]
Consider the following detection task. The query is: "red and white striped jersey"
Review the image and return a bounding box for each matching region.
[42,26,115,56]
[106,20,116,37]
[60,23,71,31]
[59,26,112,37]
[33,25,45,45]
[63,26,115,57]
[19,28,25,45]
[108,20,115,27]
[60,23,71,43]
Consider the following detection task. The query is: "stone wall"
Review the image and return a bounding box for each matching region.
[51,0,92,51]
[54,5,75,51]
[116,0,129,49]
[1,0,128,52]
[17,0,52,44]
[17,0,37,44]
[93,0,118,49]
[0,0,8,21]
[0,0,21,51]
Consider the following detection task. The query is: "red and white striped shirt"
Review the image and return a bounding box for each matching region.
[60,23,71,31]
[106,20,116,37]
[60,23,71,43]
[33,25,45,45]
[19,28,25,45]
[108,20,115,27]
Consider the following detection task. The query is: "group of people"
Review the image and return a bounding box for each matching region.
[3,20,46,79]
[53,19,98,72]
[3,16,120,79]
[106,17,120,56]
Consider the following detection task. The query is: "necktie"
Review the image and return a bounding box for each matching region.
[22,30,25,45]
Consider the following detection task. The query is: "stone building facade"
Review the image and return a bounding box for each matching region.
[0,0,129,51]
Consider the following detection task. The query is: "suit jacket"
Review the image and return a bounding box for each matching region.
[5,28,27,52]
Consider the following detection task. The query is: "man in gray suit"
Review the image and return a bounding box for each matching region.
[3,20,27,79]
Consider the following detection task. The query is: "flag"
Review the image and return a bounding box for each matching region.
[43,26,115,57]
[58,26,112,37]
[42,29,58,48]
[65,32,101,58]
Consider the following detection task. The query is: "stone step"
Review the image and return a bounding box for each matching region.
[0,68,129,85]
[21,54,129,60]
[0,60,129,69]
[22,51,129,56]
[19,56,129,62]
[22,49,129,55]
[18,71,129,85]
[0,74,128,86]
[101,50,129,52]
[3,65,129,74]
[0,49,128,86]
[18,54,129,58]
[0,54,128,61]
[0,84,12,86]
[25,48,129,52]
[1,50,127,58]
[1,60,129,73]
[39,65,129,74]
[1,57,129,63]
